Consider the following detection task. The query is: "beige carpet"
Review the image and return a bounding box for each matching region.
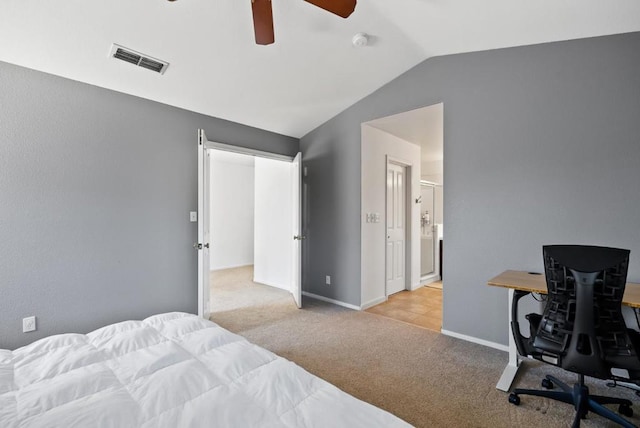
[210,267,640,428]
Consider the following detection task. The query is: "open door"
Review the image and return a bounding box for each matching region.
[291,152,302,308]
[197,129,211,319]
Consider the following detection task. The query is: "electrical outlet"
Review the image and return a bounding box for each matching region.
[23,316,36,333]
[190,211,198,222]
[325,275,331,285]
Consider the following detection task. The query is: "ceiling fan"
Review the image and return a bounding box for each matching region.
[251,0,356,45]
[168,0,357,45]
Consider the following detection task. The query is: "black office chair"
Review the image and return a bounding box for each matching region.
[509,245,640,428]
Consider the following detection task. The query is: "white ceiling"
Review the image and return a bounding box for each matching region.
[367,104,444,183]
[1,1,639,138]
[368,103,443,163]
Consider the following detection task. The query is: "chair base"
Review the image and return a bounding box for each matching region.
[509,374,637,428]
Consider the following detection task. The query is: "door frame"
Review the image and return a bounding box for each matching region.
[291,152,302,308]
[385,155,413,297]
[197,131,303,314]
[205,140,294,162]
[419,181,440,284]
[197,130,210,319]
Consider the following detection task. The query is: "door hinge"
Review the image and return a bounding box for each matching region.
[293,235,306,241]
[193,243,210,250]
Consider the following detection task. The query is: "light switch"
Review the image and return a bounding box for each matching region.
[190,211,197,222]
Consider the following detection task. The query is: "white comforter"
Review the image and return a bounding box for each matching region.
[0,312,410,427]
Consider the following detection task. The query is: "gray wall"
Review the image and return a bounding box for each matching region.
[301,119,363,305]
[0,61,298,349]
[300,32,640,346]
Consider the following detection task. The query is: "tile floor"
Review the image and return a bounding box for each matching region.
[365,283,443,331]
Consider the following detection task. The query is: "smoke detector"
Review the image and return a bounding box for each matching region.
[352,33,369,48]
[109,44,169,74]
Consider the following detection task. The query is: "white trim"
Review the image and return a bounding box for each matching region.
[302,292,361,311]
[386,155,414,168]
[291,152,302,308]
[409,281,423,291]
[440,329,509,353]
[420,274,440,286]
[361,296,387,310]
[420,179,443,187]
[204,141,293,162]
[197,129,211,319]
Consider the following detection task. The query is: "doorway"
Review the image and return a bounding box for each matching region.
[196,130,302,319]
[420,181,443,287]
[361,103,444,331]
[208,151,296,313]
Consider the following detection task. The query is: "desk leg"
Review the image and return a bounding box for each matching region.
[496,288,521,391]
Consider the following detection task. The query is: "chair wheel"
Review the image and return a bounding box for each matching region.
[509,393,521,405]
[619,404,633,417]
[541,378,554,389]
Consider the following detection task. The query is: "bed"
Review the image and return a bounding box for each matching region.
[0,312,410,427]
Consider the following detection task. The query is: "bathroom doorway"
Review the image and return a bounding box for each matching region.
[362,102,444,331]
[420,181,443,288]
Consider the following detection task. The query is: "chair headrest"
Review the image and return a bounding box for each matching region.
[543,245,630,273]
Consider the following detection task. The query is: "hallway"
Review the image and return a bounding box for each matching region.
[366,284,442,331]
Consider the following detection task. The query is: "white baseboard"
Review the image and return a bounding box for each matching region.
[420,274,440,286]
[302,292,361,311]
[441,329,508,352]
[409,281,423,291]
[361,296,387,310]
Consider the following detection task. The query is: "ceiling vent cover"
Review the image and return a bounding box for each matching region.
[109,44,169,75]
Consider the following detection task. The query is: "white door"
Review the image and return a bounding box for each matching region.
[291,152,302,308]
[386,162,407,295]
[197,129,211,319]
[420,185,435,276]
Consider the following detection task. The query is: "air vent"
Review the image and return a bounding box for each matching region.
[138,57,165,73]
[109,44,169,75]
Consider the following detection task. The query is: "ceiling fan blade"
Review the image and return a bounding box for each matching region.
[251,0,275,45]
[303,0,356,18]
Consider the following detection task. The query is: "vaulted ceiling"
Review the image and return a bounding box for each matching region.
[1,1,639,137]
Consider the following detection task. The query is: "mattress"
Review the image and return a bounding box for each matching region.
[0,312,410,427]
